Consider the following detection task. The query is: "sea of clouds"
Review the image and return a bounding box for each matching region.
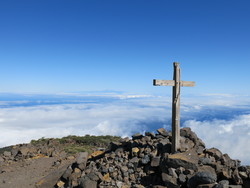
[0,92,250,164]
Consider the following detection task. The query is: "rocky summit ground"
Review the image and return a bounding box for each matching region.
[0,128,250,188]
[0,135,120,188]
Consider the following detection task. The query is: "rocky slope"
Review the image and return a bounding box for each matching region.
[0,135,120,188]
[54,128,250,188]
[0,128,250,188]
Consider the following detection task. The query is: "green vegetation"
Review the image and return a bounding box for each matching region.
[30,137,48,145]
[58,135,121,145]
[30,135,121,155]
[0,146,13,154]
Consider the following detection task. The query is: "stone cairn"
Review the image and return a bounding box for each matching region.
[54,128,250,188]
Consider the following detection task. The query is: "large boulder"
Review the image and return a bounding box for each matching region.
[161,150,199,171]
[187,171,217,188]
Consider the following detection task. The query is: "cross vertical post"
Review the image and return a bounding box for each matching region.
[172,62,181,153]
[153,62,195,153]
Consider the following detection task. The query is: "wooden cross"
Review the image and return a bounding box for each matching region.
[153,62,195,153]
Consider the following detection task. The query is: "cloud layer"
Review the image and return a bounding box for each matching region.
[184,114,250,165]
[0,95,170,147]
[0,93,250,164]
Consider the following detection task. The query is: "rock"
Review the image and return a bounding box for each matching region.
[151,156,161,167]
[162,172,179,188]
[199,157,213,165]
[36,163,72,188]
[219,180,230,185]
[56,180,65,188]
[132,147,140,153]
[180,137,195,152]
[132,133,143,140]
[168,168,178,178]
[158,138,171,154]
[91,150,105,158]
[141,155,150,165]
[62,165,73,180]
[108,141,122,151]
[162,151,199,171]
[76,152,88,170]
[11,148,19,157]
[178,173,186,184]
[180,127,205,148]
[213,180,229,188]
[232,169,243,185]
[198,165,217,178]
[238,171,248,179]
[220,166,232,179]
[52,127,250,188]
[145,132,155,138]
[205,148,223,160]
[79,176,97,188]
[187,171,217,188]
[19,147,31,156]
[157,128,168,137]
[3,151,11,157]
[180,127,198,142]
[197,184,216,188]
[0,156,4,162]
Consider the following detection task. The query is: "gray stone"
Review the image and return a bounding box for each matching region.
[178,173,186,184]
[238,171,248,179]
[157,128,168,137]
[36,163,72,188]
[219,180,229,185]
[116,181,123,188]
[11,148,19,157]
[158,138,171,153]
[141,155,150,165]
[3,151,11,157]
[121,166,128,173]
[132,133,143,140]
[232,169,243,185]
[76,152,88,169]
[145,132,155,138]
[197,184,216,188]
[130,157,139,163]
[187,171,217,188]
[62,166,73,180]
[180,127,198,142]
[162,172,179,188]
[168,168,178,178]
[151,156,161,167]
[0,156,4,162]
[205,148,223,160]
[162,152,199,171]
[108,141,122,151]
[199,157,213,165]
[79,177,97,188]
[213,180,229,188]
[87,172,100,181]
[228,185,242,188]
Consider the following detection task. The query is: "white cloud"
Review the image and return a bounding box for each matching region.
[1,93,250,165]
[0,98,170,148]
[184,114,250,165]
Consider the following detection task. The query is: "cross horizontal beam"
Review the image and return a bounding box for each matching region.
[153,79,195,87]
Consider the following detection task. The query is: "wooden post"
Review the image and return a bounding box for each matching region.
[172,62,181,153]
[153,62,195,153]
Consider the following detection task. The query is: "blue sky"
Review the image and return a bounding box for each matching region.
[1,1,250,164]
[0,0,250,94]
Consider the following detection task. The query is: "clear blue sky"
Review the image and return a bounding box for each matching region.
[0,0,249,95]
